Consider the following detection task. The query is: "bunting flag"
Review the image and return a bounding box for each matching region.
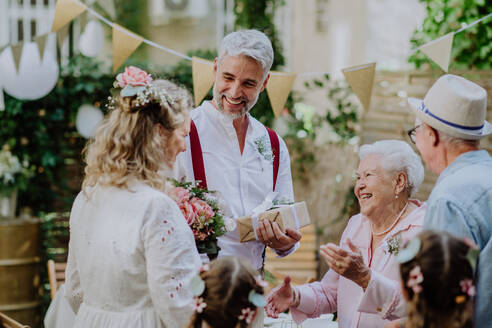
[112,24,143,72]
[79,12,89,30]
[51,0,87,33]
[98,0,116,19]
[192,57,215,106]
[57,25,70,50]
[266,72,297,117]
[34,34,48,61]
[419,32,454,72]
[342,62,376,112]
[11,42,24,73]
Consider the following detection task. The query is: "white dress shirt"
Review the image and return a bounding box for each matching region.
[174,101,295,270]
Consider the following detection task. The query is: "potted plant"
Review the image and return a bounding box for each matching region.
[0,145,34,218]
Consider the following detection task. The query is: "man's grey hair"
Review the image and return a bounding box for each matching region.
[359,140,425,196]
[218,30,274,79]
[417,119,480,149]
[437,130,480,148]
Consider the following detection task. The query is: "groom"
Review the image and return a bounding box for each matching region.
[174,30,301,271]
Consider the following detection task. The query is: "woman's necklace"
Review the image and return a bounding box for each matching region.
[371,202,409,237]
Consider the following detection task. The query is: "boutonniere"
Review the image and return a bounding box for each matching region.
[385,234,402,255]
[253,135,274,163]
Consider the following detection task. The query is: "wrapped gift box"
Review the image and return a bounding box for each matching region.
[237,201,311,243]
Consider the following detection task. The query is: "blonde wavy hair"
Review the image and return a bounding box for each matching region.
[82,79,193,193]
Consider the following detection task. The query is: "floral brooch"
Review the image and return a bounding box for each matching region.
[385,234,402,255]
[253,135,274,163]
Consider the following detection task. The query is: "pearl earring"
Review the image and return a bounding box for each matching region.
[395,194,398,199]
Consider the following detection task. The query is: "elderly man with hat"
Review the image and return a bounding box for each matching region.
[406,74,492,327]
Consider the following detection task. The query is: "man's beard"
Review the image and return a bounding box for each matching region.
[212,83,259,120]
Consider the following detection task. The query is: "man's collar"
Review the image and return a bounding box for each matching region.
[435,150,489,185]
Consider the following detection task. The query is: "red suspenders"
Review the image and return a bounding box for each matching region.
[189,120,280,191]
[266,127,280,191]
[189,120,208,189]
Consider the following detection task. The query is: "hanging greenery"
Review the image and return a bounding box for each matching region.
[409,0,492,69]
[284,75,360,178]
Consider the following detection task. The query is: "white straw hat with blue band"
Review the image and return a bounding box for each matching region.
[407,74,491,140]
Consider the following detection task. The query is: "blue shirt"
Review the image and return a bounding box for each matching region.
[424,150,492,328]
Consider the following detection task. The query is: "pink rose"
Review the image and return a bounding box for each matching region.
[170,187,190,204]
[115,66,153,88]
[179,201,196,226]
[190,197,215,220]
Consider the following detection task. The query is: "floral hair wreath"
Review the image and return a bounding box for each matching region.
[397,236,477,303]
[188,265,267,322]
[106,66,176,111]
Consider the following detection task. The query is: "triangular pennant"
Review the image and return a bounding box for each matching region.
[342,62,376,112]
[34,34,48,61]
[79,12,89,31]
[112,24,143,72]
[51,0,87,33]
[57,25,69,50]
[11,42,24,73]
[266,72,297,117]
[98,0,116,19]
[419,32,454,72]
[192,57,215,106]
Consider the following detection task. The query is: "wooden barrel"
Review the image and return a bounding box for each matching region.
[0,218,41,327]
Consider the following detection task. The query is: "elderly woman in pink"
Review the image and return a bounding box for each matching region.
[266,140,426,327]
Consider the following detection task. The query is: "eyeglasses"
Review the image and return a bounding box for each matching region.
[407,125,422,144]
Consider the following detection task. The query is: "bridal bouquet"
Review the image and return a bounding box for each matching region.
[169,179,236,260]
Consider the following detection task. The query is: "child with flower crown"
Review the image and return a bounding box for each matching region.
[396,230,477,328]
[187,257,267,328]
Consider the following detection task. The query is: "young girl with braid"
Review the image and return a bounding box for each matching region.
[187,257,267,328]
[397,230,477,328]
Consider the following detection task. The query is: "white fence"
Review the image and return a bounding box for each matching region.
[1,0,84,66]
[1,0,56,46]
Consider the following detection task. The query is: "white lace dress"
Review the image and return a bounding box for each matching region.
[64,182,201,328]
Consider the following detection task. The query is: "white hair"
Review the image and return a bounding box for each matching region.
[359,140,425,196]
[218,30,274,79]
[438,130,480,148]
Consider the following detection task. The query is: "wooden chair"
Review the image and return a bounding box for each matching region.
[0,312,30,328]
[47,260,67,299]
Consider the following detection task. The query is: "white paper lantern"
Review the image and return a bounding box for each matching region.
[0,37,59,100]
[79,20,105,58]
[75,104,104,139]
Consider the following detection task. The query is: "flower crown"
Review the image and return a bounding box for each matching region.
[397,236,477,304]
[189,265,266,323]
[107,66,175,111]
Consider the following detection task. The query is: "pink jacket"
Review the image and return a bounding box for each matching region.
[291,200,426,328]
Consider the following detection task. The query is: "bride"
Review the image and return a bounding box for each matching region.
[64,67,201,327]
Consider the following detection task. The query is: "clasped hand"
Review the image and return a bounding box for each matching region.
[256,220,302,252]
[320,238,371,289]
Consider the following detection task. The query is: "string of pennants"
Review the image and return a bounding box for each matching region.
[2,0,491,117]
